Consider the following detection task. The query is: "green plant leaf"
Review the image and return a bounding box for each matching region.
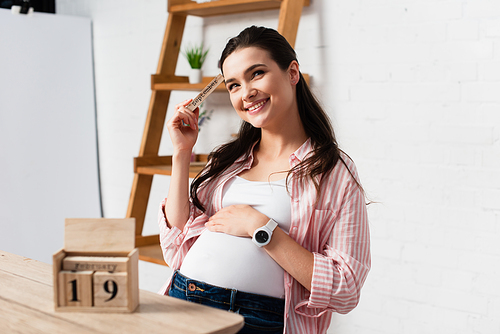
[182,44,209,69]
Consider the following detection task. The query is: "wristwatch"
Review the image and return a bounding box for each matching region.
[252,219,278,247]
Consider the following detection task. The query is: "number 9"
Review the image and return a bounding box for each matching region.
[103,280,118,301]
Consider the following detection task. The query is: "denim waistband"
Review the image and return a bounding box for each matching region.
[170,270,285,316]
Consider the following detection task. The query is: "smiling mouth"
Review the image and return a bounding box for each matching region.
[245,99,268,112]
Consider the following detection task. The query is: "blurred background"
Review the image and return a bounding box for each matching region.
[1,0,499,333]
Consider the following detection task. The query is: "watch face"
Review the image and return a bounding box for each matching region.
[255,230,269,244]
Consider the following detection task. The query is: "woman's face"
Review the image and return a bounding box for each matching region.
[222,47,299,130]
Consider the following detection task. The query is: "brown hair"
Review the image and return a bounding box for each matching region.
[190,26,359,211]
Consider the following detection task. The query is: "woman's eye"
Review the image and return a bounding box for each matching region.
[252,70,264,78]
[227,83,239,91]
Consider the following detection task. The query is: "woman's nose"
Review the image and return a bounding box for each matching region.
[243,85,257,101]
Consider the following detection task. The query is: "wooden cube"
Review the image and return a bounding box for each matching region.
[58,271,93,307]
[53,218,139,312]
[93,272,128,307]
[62,256,128,273]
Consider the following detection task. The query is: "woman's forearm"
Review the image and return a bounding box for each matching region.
[265,228,314,291]
[165,150,192,230]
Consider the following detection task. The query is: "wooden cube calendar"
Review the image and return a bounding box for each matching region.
[58,270,94,307]
[53,218,139,312]
[93,272,128,307]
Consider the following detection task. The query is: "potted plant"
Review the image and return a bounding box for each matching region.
[182,43,209,84]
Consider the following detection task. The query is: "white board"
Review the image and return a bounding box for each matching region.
[0,9,101,263]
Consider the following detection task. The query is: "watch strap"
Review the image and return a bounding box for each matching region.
[265,219,278,232]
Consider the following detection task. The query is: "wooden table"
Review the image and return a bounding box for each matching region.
[0,250,244,333]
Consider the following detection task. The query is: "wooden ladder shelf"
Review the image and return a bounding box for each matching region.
[128,0,309,265]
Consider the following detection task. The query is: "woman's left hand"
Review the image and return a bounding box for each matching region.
[205,205,269,237]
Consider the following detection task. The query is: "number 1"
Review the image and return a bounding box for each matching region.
[69,279,79,302]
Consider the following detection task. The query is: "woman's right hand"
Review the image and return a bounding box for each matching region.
[165,99,199,230]
[166,99,199,153]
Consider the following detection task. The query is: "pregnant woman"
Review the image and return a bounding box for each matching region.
[158,26,371,334]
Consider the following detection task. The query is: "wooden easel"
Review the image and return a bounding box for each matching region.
[128,0,310,265]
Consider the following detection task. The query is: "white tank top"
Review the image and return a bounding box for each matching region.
[180,176,291,298]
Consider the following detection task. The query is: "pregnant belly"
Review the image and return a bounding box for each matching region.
[180,229,285,298]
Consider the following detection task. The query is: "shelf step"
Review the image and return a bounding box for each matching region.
[136,235,167,266]
[134,155,208,178]
[137,164,205,178]
[138,243,166,265]
[151,75,227,91]
[169,0,308,17]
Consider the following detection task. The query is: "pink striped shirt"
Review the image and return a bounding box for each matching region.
[158,139,371,334]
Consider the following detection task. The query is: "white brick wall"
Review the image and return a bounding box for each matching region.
[57,0,500,333]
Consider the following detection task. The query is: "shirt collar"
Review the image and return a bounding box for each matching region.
[290,138,313,162]
[235,141,259,165]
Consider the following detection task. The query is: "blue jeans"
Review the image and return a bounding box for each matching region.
[168,270,285,334]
